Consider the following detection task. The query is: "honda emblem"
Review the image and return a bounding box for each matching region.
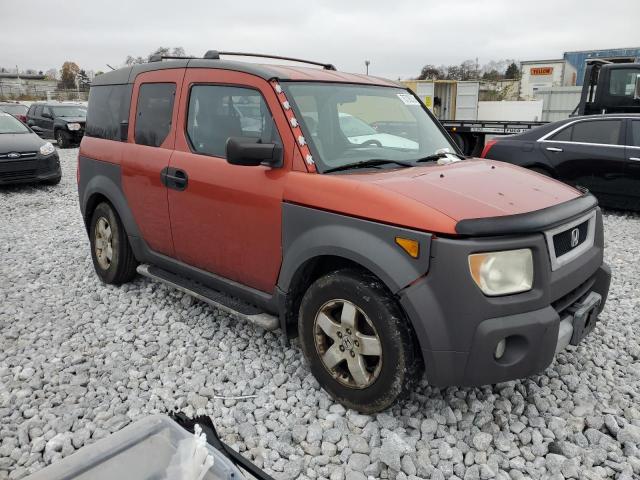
[570,228,580,248]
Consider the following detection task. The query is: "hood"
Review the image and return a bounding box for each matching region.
[58,116,86,123]
[344,158,581,222]
[0,132,47,154]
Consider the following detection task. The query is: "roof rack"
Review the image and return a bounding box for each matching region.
[148,54,197,62]
[203,50,336,71]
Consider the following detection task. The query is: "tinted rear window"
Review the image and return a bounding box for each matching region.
[85,84,133,141]
[550,125,572,142]
[134,83,176,147]
[571,120,621,145]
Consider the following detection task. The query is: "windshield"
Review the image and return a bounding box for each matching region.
[0,114,30,134]
[51,106,87,117]
[283,82,455,172]
[0,104,28,115]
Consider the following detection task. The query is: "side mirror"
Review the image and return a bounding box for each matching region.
[119,121,129,142]
[635,75,640,100]
[42,112,52,119]
[226,137,283,167]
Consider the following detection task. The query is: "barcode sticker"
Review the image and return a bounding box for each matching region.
[397,93,420,106]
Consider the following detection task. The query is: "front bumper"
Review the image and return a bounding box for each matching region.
[399,209,611,387]
[0,154,61,185]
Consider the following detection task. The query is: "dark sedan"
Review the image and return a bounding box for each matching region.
[482,114,640,210]
[0,112,61,186]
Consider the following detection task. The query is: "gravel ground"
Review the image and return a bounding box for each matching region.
[1,147,639,480]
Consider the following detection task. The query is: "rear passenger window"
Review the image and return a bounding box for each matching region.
[550,126,572,142]
[571,120,621,145]
[86,84,133,141]
[631,121,640,147]
[186,85,281,158]
[135,83,176,147]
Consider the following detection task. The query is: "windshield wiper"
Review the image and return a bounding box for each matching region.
[414,151,466,163]
[324,159,413,173]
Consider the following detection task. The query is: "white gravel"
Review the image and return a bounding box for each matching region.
[1,147,639,480]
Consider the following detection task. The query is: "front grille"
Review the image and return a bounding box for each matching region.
[0,159,38,173]
[553,220,589,258]
[0,151,37,159]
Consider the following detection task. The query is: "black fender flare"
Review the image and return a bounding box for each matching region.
[78,156,142,241]
[278,203,432,296]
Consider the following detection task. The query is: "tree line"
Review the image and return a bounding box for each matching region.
[417,59,520,81]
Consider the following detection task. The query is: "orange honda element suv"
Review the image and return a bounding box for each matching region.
[78,51,610,412]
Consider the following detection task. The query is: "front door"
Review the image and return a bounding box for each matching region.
[40,105,55,138]
[168,69,293,293]
[120,68,186,258]
[540,118,627,203]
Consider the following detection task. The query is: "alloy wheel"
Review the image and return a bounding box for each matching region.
[94,217,113,270]
[313,299,383,389]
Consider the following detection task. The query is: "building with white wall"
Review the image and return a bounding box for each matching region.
[519,59,577,100]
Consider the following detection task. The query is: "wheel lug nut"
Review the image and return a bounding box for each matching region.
[337,332,342,338]
[354,340,359,347]
[350,350,355,357]
[339,345,345,352]
[346,328,352,334]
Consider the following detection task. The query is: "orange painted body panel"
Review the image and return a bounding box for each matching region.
[169,69,297,293]
[120,68,186,257]
[283,160,581,235]
[80,136,123,165]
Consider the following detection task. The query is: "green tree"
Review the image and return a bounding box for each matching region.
[505,62,520,80]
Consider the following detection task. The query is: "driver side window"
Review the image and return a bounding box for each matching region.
[186,85,281,158]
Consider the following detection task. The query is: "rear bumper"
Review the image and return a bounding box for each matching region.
[399,209,611,387]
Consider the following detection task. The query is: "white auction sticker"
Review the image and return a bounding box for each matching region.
[397,93,420,106]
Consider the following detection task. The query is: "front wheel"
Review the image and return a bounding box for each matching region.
[298,269,421,413]
[55,130,70,149]
[89,202,138,285]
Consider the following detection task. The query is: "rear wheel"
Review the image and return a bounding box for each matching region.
[298,269,421,413]
[89,202,138,284]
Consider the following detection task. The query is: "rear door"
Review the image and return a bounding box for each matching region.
[625,118,640,207]
[120,69,185,258]
[540,118,627,199]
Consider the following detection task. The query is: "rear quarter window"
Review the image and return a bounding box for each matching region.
[85,84,133,141]
[134,83,176,147]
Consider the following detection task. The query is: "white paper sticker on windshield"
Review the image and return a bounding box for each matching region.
[397,93,420,106]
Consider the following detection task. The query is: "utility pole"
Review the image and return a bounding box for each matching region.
[365,60,370,75]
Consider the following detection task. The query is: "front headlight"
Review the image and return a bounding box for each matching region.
[67,123,81,131]
[468,249,533,296]
[39,142,55,156]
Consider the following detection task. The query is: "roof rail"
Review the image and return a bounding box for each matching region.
[203,50,336,71]
[148,54,197,63]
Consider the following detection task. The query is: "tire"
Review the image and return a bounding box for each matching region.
[55,130,70,149]
[298,269,421,413]
[89,202,138,285]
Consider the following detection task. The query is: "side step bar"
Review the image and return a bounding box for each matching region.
[136,264,279,331]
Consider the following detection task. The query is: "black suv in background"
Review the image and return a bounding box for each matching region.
[26,102,87,148]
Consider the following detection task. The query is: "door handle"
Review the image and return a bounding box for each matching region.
[160,167,188,191]
[546,147,563,152]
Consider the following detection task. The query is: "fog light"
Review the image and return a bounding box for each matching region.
[494,339,506,360]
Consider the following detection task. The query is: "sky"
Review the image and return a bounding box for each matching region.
[2,0,639,79]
